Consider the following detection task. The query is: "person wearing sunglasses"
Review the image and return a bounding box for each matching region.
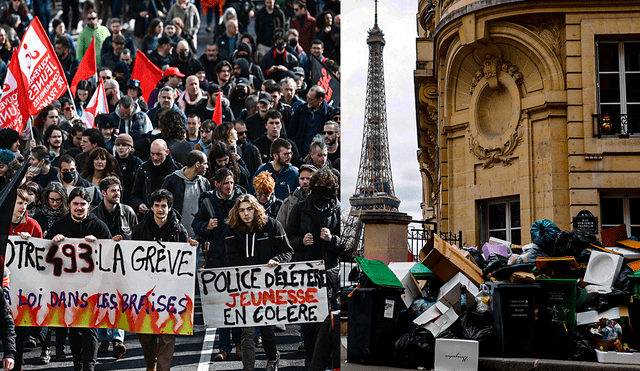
[76,9,110,66]
[323,121,340,172]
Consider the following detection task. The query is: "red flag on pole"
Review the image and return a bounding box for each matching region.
[70,36,96,97]
[80,78,108,128]
[131,51,164,103]
[0,50,29,133]
[16,17,68,116]
[213,92,222,125]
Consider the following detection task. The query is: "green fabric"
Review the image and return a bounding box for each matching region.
[77,25,110,66]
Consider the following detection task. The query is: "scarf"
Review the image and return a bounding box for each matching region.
[41,205,65,230]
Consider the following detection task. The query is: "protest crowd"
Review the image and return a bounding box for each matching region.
[0,0,342,369]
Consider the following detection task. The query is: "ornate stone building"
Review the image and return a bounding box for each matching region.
[415,1,640,246]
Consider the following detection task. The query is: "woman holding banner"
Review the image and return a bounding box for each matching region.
[226,194,293,371]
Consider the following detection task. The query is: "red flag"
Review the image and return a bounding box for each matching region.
[0,50,29,133]
[70,36,96,97]
[131,51,163,103]
[16,17,68,116]
[213,92,222,125]
[80,78,108,128]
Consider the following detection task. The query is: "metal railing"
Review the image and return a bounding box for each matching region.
[592,113,640,137]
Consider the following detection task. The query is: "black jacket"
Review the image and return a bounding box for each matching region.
[286,193,340,269]
[130,154,181,215]
[190,98,235,125]
[261,193,283,219]
[0,291,15,360]
[132,208,188,242]
[192,187,244,268]
[115,154,143,207]
[238,143,262,178]
[48,213,112,240]
[91,202,138,240]
[226,217,293,266]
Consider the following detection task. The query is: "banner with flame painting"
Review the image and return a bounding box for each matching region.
[4,236,196,335]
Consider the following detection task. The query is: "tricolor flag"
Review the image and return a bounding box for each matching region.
[0,49,29,133]
[131,51,164,103]
[70,36,97,97]
[16,17,68,116]
[81,78,108,128]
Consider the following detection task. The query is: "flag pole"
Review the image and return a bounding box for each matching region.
[67,85,77,114]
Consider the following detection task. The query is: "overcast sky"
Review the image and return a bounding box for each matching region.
[340,0,422,220]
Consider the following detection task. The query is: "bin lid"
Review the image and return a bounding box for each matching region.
[410,262,434,279]
[354,256,404,290]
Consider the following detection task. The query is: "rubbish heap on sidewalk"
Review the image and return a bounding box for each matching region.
[346,221,640,369]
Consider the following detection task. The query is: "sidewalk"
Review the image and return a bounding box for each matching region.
[340,336,640,371]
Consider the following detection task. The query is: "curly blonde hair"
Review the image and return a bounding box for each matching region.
[228,194,268,232]
[252,171,275,195]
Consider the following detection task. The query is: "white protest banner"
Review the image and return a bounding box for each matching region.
[5,236,196,335]
[198,260,329,328]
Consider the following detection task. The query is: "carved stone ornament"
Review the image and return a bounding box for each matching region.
[468,128,523,169]
[470,56,524,94]
[516,18,563,56]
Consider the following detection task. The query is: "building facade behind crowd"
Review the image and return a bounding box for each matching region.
[0,0,340,367]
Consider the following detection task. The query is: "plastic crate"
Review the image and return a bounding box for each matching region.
[489,282,540,358]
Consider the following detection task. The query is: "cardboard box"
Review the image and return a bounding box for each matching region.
[577,306,628,326]
[438,272,479,314]
[414,301,459,337]
[595,349,640,364]
[435,338,479,371]
[420,235,484,287]
[388,262,423,307]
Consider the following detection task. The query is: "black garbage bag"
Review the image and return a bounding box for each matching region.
[483,253,508,277]
[393,325,435,369]
[530,219,561,253]
[463,247,486,270]
[421,276,445,302]
[595,265,634,312]
[568,331,597,362]
[553,229,598,257]
[460,311,499,357]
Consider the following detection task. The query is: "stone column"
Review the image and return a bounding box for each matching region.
[360,210,413,264]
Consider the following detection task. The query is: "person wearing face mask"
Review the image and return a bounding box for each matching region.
[232,42,265,82]
[285,167,340,366]
[170,40,205,82]
[233,58,261,90]
[26,145,58,189]
[229,77,254,118]
[260,33,298,83]
[56,155,103,207]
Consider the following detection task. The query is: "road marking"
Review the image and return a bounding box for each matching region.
[197,327,217,371]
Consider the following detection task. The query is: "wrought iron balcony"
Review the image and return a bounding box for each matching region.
[592,114,640,138]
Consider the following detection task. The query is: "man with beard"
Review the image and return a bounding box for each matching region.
[91,176,137,359]
[233,58,260,90]
[252,138,299,200]
[171,40,204,79]
[323,121,340,172]
[111,96,153,140]
[286,167,340,366]
[195,119,215,156]
[288,85,333,155]
[44,125,66,167]
[199,44,224,82]
[191,84,235,124]
[54,36,79,82]
[148,86,188,128]
[264,80,292,129]
[104,79,121,113]
[47,187,112,371]
[191,168,243,360]
[148,36,173,70]
[214,60,235,96]
[130,139,181,216]
[133,189,197,371]
[100,34,127,70]
[234,120,261,177]
[253,110,300,165]
[276,163,316,229]
[162,149,210,236]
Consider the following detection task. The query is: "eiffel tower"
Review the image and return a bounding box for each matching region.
[342,0,400,256]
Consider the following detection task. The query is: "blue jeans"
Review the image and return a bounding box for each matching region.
[218,327,241,352]
[98,328,125,342]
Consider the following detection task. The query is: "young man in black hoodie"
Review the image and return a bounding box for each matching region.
[48,187,112,371]
[132,188,198,371]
